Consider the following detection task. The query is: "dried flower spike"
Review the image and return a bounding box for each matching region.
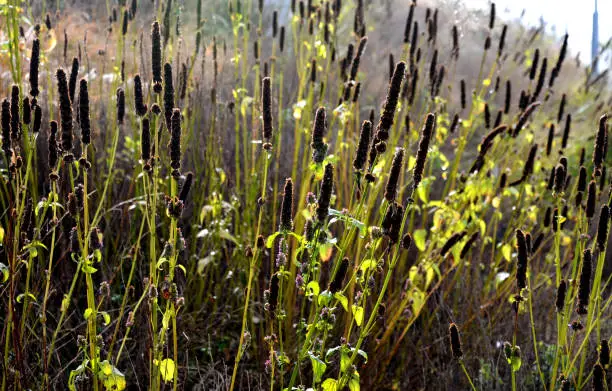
[79,79,91,145]
[316,163,334,222]
[311,107,328,164]
[134,75,148,116]
[169,108,181,170]
[262,77,273,141]
[384,148,404,202]
[413,113,436,189]
[576,249,592,315]
[280,178,294,232]
[353,120,372,171]
[29,39,40,97]
[449,323,463,358]
[516,229,528,290]
[152,21,163,93]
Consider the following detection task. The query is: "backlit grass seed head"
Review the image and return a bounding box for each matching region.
[316,163,334,222]
[404,2,415,44]
[57,68,74,160]
[134,75,148,116]
[577,249,592,315]
[441,231,467,257]
[413,113,436,189]
[384,148,404,202]
[597,205,610,251]
[532,57,547,102]
[429,50,438,84]
[279,26,285,52]
[163,63,175,130]
[449,323,463,358]
[78,79,91,145]
[509,144,537,186]
[516,229,528,290]
[311,107,328,163]
[544,207,552,227]
[484,35,491,51]
[152,21,163,93]
[169,108,181,170]
[494,109,502,128]
[329,257,349,293]
[353,120,372,171]
[179,172,193,203]
[141,118,151,163]
[122,9,129,35]
[552,207,560,232]
[593,114,608,170]
[10,85,20,141]
[500,172,507,188]
[1,99,10,154]
[504,80,511,114]
[513,102,540,137]
[68,58,79,103]
[556,279,567,312]
[280,178,294,232]
[410,21,418,60]
[262,77,273,141]
[29,39,40,97]
[353,82,362,102]
[587,181,597,218]
[408,68,419,105]
[484,103,491,129]
[32,104,41,134]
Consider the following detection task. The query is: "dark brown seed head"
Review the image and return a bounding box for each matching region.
[593,363,604,391]
[311,107,328,163]
[577,249,592,315]
[513,102,541,137]
[384,148,404,202]
[279,26,285,52]
[401,233,412,250]
[22,97,30,126]
[262,77,273,141]
[546,123,555,156]
[460,232,479,259]
[316,163,334,222]
[152,21,163,93]
[413,113,436,189]
[404,3,415,44]
[163,63,175,131]
[117,88,125,125]
[353,120,371,171]
[449,323,463,358]
[554,164,566,194]
[544,207,552,227]
[489,2,496,29]
[280,178,294,232]
[597,205,610,251]
[122,9,129,35]
[134,75,148,116]
[350,36,368,81]
[460,79,466,110]
[10,85,20,141]
[504,80,511,114]
[516,229,528,290]
[529,48,540,81]
[441,231,467,257]
[1,99,10,154]
[56,68,73,158]
[593,114,608,170]
[79,79,91,145]
[29,39,40,97]
[32,103,41,134]
[578,166,588,192]
[587,181,597,218]
[498,24,507,58]
[557,93,566,123]
[169,108,181,169]
[532,57,547,102]
[268,274,280,313]
[68,57,79,103]
[600,340,610,367]
[329,257,349,293]
[556,279,567,312]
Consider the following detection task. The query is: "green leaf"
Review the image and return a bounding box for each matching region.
[501,244,512,262]
[348,372,361,391]
[266,232,281,248]
[334,292,348,312]
[16,292,37,303]
[306,281,320,297]
[308,352,327,383]
[340,349,350,372]
[97,360,126,390]
[82,264,98,274]
[352,305,364,326]
[218,229,240,244]
[100,311,111,326]
[0,226,4,245]
[84,308,94,320]
[413,229,427,251]
[157,358,176,383]
[318,290,333,307]
[359,259,377,273]
[0,263,8,283]
[321,378,338,391]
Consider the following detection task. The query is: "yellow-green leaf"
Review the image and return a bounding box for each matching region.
[322,378,338,391]
[352,305,364,326]
[158,358,176,383]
